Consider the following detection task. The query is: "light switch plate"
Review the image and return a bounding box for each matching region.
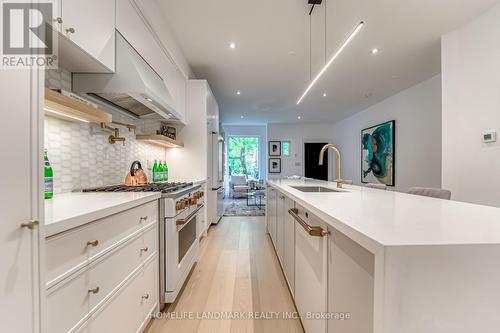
[483,131,497,143]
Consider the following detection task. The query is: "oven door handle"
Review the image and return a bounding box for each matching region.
[176,203,204,226]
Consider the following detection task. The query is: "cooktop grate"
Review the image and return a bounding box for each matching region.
[82,182,193,193]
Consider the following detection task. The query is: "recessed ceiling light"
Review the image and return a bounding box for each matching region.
[322,93,327,97]
[371,48,379,54]
[297,21,365,105]
[236,90,241,95]
[240,115,244,119]
[229,42,236,49]
[145,97,153,102]
[297,116,302,120]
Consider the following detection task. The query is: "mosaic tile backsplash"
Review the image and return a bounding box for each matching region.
[45,69,167,194]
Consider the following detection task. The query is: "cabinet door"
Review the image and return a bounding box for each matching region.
[283,197,295,294]
[276,193,285,264]
[328,227,374,333]
[267,189,277,244]
[62,0,115,71]
[0,67,42,332]
[294,204,328,333]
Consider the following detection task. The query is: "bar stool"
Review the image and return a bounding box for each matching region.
[407,187,451,200]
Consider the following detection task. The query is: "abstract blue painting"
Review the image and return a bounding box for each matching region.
[361,120,395,186]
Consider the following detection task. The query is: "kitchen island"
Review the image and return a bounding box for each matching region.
[267,178,500,333]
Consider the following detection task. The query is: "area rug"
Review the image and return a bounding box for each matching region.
[223,198,265,217]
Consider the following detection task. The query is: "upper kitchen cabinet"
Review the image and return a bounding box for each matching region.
[116,0,187,122]
[49,0,115,72]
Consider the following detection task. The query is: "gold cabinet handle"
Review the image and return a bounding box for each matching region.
[86,240,99,247]
[54,17,63,24]
[141,293,150,300]
[88,287,100,294]
[21,220,39,230]
[65,27,76,34]
[139,216,148,222]
[288,208,329,237]
[140,247,148,253]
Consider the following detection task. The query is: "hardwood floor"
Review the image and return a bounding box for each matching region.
[147,216,303,333]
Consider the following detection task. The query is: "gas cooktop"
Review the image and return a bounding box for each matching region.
[82,182,194,193]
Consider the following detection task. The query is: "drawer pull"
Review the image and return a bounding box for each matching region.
[21,220,39,230]
[88,287,100,294]
[140,247,149,253]
[65,27,76,34]
[54,17,63,24]
[86,240,99,247]
[288,208,329,237]
[141,293,150,300]
[139,216,148,222]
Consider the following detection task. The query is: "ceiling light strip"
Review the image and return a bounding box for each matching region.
[297,21,364,105]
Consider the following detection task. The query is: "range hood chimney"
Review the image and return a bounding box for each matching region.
[73,32,178,121]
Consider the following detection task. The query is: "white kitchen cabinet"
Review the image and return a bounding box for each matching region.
[283,197,295,295]
[276,192,285,264]
[293,203,329,333]
[0,69,43,333]
[46,201,159,333]
[61,0,115,71]
[267,188,277,245]
[327,226,374,333]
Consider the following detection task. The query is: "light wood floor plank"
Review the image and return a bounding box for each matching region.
[146,216,303,333]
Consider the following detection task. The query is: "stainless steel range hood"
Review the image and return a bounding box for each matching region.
[73,32,178,121]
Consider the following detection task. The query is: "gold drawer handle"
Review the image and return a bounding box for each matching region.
[139,216,148,222]
[141,293,150,300]
[140,247,148,253]
[88,287,100,294]
[65,27,75,34]
[21,220,39,230]
[288,208,329,237]
[86,240,99,247]
[54,17,63,24]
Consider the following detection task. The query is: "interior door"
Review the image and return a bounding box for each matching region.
[304,142,328,180]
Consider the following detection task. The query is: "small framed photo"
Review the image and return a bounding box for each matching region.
[269,158,281,173]
[269,141,281,156]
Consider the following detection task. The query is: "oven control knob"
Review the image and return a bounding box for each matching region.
[189,197,197,206]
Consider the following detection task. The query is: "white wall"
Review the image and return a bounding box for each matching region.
[331,75,442,192]
[222,124,268,181]
[442,4,500,207]
[267,123,335,180]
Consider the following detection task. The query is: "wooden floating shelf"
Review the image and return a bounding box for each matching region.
[135,134,184,148]
[45,88,112,123]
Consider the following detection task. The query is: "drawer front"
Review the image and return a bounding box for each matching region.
[46,201,157,284]
[140,255,159,324]
[88,224,157,309]
[46,270,91,333]
[79,257,158,333]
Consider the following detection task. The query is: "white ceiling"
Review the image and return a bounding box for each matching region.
[159,0,499,125]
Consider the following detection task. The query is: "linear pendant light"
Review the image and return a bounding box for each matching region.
[297,21,365,105]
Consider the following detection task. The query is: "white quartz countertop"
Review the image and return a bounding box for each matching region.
[268,179,500,250]
[45,192,161,237]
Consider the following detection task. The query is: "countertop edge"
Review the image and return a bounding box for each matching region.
[45,193,161,237]
[267,181,384,253]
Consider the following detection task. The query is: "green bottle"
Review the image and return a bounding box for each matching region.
[152,160,158,183]
[160,161,166,182]
[44,149,54,199]
[165,162,169,182]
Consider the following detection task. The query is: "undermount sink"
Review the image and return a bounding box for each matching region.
[291,186,343,193]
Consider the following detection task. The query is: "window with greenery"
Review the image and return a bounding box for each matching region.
[228,136,260,179]
[282,141,291,156]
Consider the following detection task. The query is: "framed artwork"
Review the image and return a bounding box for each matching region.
[282,141,291,156]
[361,120,395,186]
[269,141,281,156]
[269,158,281,173]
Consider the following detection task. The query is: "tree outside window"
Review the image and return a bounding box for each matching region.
[228,136,259,179]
